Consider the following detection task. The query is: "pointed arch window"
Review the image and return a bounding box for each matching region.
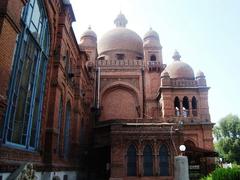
[192,96,197,116]
[64,101,71,159]
[127,144,137,176]
[143,145,153,176]
[159,145,169,176]
[2,0,50,150]
[182,96,189,117]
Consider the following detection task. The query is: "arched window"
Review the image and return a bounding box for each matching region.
[2,0,50,150]
[57,96,63,155]
[143,145,153,176]
[182,96,189,117]
[150,54,156,61]
[127,144,137,176]
[64,101,71,159]
[192,96,197,116]
[174,97,180,116]
[159,145,169,176]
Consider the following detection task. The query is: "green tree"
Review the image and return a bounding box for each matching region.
[214,114,240,164]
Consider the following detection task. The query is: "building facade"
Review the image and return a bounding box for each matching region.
[81,13,215,180]
[0,0,215,180]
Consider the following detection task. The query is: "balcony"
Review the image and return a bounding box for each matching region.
[147,61,165,71]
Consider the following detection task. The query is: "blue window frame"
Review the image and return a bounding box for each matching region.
[2,0,49,150]
[159,145,169,176]
[127,144,137,176]
[64,101,71,159]
[143,145,153,176]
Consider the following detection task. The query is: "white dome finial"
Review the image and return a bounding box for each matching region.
[172,50,181,61]
[114,12,128,27]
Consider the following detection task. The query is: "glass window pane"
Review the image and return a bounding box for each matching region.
[143,145,153,176]
[159,145,169,176]
[31,0,41,30]
[4,0,50,150]
[64,102,71,158]
[127,145,137,176]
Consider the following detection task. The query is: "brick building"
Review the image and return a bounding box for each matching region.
[0,0,94,179]
[0,0,215,180]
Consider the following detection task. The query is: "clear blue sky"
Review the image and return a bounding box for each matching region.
[70,0,240,123]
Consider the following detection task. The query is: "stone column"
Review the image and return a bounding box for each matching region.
[189,100,192,117]
[179,100,183,116]
[174,156,189,180]
[138,153,143,176]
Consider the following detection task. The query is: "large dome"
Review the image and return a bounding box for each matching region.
[98,27,143,55]
[97,13,143,57]
[165,51,195,79]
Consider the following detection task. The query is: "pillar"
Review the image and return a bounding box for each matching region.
[174,156,189,180]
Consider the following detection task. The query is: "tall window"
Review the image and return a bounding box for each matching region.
[143,145,153,176]
[57,96,63,154]
[174,97,180,116]
[192,96,197,116]
[159,145,169,176]
[64,101,71,159]
[2,0,49,150]
[127,144,137,176]
[182,96,189,117]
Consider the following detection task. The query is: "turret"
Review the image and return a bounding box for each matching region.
[143,28,163,67]
[79,26,97,61]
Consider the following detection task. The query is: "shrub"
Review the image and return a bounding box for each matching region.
[201,167,240,180]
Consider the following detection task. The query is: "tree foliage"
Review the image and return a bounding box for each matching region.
[214,114,240,164]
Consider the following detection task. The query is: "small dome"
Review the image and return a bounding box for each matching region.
[161,70,170,77]
[80,26,97,48]
[143,28,161,48]
[196,70,205,78]
[81,26,97,39]
[165,61,194,79]
[165,51,194,79]
[143,39,161,48]
[144,28,159,40]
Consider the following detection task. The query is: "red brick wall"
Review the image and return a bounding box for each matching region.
[0,0,94,172]
[101,88,139,120]
[0,0,25,143]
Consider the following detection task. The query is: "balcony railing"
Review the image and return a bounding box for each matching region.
[96,59,166,71]
[96,59,144,67]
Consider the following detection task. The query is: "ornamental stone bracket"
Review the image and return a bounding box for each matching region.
[7,163,37,180]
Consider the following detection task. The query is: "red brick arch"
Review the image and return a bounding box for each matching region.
[100,82,140,121]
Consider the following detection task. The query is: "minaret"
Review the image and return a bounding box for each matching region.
[143,28,163,119]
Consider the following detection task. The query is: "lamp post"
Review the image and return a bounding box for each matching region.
[174,145,189,180]
[179,144,186,156]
